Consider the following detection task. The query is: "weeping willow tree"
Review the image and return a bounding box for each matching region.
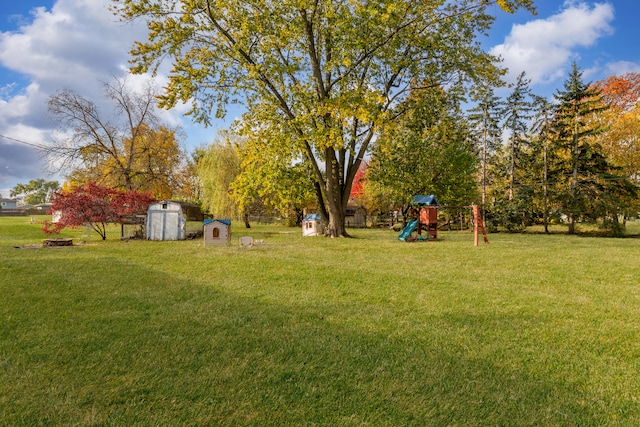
[196,135,242,222]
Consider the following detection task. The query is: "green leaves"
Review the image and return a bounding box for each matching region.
[114,0,536,235]
[368,85,478,210]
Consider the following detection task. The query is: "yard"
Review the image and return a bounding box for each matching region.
[1,217,640,425]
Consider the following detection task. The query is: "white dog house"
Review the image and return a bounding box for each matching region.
[146,201,187,240]
[302,213,323,237]
[204,219,231,245]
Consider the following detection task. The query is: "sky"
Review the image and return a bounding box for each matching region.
[1,0,639,198]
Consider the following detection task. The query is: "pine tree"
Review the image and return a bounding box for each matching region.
[468,84,504,222]
[530,95,556,233]
[503,72,533,202]
[488,72,533,230]
[553,63,611,234]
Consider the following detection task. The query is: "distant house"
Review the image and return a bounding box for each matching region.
[346,200,366,228]
[34,203,52,213]
[203,219,231,245]
[0,198,18,209]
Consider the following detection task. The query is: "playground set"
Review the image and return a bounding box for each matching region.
[398,195,488,246]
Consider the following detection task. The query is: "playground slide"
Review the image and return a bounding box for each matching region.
[398,219,418,242]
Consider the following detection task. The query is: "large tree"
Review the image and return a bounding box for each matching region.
[552,63,615,234]
[10,179,60,205]
[487,71,534,230]
[591,73,640,183]
[368,84,478,212]
[197,134,243,222]
[48,78,186,199]
[467,83,504,220]
[114,0,534,237]
[530,95,556,233]
[502,71,533,202]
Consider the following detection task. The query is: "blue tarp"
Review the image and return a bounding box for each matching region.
[412,195,438,206]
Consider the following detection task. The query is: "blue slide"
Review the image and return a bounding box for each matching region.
[398,219,418,242]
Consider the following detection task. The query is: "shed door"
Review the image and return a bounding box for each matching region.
[147,210,182,240]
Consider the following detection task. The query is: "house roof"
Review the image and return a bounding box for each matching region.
[303,213,321,221]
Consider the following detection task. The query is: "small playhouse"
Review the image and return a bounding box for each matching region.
[302,213,323,236]
[203,219,231,245]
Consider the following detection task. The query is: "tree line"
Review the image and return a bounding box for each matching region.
[13,1,639,236]
[27,65,638,237]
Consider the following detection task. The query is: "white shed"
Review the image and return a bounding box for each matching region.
[302,213,323,237]
[204,219,231,245]
[146,201,187,241]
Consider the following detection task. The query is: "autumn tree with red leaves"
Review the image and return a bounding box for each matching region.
[43,182,155,240]
[590,73,640,182]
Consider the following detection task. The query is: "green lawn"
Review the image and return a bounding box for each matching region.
[1,217,640,426]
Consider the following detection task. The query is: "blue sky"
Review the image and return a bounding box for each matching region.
[1,1,639,197]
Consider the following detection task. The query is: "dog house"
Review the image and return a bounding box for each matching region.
[204,219,231,245]
[302,213,323,236]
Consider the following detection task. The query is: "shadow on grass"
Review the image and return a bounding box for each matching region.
[0,252,629,426]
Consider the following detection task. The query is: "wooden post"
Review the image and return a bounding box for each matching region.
[473,204,489,246]
[473,205,479,246]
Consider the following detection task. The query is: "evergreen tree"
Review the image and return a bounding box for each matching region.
[467,84,504,222]
[552,62,632,234]
[489,72,533,230]
[530,95,556,233]
[503,72,533,202]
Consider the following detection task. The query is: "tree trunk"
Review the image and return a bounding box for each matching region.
[543,140,549,234]
[568,123,579,235]
[323,149,349,237]
[568,213,575,234]
[327,208,347,238]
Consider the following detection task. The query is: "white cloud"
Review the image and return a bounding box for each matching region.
[0,1,145,145]
[490,2,614,85]
[0,2,142,92]
[0,0,207,189]
[604,61,640,76]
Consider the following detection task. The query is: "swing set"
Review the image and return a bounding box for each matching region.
[397,195,488,246]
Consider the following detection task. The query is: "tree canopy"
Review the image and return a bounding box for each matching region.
[368,84,478,211]
[48,78,187,199]
[10,179,60,205]
[113,0,535,236]
[552,63,610,234]
[196,135,243,221]
[43,183,155,240]
[591,73,640,183]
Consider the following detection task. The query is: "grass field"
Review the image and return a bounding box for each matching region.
[1,217,640,426]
